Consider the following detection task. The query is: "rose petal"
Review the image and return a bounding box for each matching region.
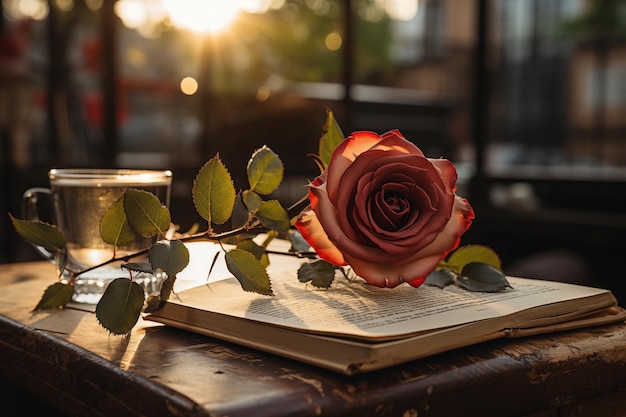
[407,196,475,260]
[326,131,382,202]
[378,130,426,157]
[428,158,462,213]
[339,153,453,253]
[295,208,347,266]
[345,251,445,288]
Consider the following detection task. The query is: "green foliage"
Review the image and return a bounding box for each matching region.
[422,269,456,289]
[318,108,344,169]
[14,113,338,335]
[193,155,237,227]
[247,146,284,195]
[10,214,66,254]
[445,245,502,274]
[456,263,512,293]
[157,276,175,306]
[236,239,269,268]
[243,189,263,211]
[231,194,250,229]
[225,249,273,295]
[124,189,171,237]
[122,262,153,274]
[100,195,137,246]
[425,246,510,293]
[34,282,74,310]
[10,215,68,277]
[149,240,190,278]
[144,295,162,313]
[95,278,145,335]
[255,200,291,233]
[297,260,336,289]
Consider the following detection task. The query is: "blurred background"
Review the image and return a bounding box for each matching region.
[1,0,625,301]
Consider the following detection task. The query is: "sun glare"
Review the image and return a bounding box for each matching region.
[113,0,280,35]
[162,0,242,33]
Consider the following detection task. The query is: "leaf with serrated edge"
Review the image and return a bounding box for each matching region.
[255,200,291,232]
[34,282,74,310]
[318,108,344,169]
[149,240,190,277]
[447,245,502,273]
[243,189,263,212]
[297,260,335,288]
[456,263,512,293]
[193,155,236,225]
[225,249,273,295]
[100,195,137,246]
[10,214,66,252]
[124,189,171,237]
[123,262,153,274]
[231,194,249,229]
[424,268,456,289]
[95,278,145,335]
[236,239,269,268]
[247,146,284,195]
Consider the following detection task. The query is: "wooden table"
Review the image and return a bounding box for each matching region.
[2,261,626,417]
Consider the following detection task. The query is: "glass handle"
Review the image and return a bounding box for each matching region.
[21,187,56,262]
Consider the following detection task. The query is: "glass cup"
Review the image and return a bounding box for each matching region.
[22,168,173,304]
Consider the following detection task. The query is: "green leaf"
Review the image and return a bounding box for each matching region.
[224,249,273,295]
[318,108,344,169]
[149,240,190,277]
[33,282,74,310]
[243,189,263,211]
[158,275,175,302]
[193,155,237,225]
[231,194,249,229]
[297,260,336,288]
[424,268,456,289]
[124,189,171,237]
[144,295,162,313]
[100,195,137,246]
[122,262,153,274]
[447,245,502,273]
[259,230,279,248]
[10,214,66,253]
[247,146,284,195]
[95,278,145,335]
[456,263,512,293]
[236,239,269,268]
[143,274,175,313]
[255,200,291,232]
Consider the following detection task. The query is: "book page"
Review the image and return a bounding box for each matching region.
[169,251,614,339]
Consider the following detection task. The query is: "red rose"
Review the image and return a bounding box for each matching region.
[295,130,474,288]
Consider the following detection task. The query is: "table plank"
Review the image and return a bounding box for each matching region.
[2,261,626,417]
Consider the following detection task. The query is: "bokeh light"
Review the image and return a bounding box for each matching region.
[180,76,199,95]
[325,32,342,51]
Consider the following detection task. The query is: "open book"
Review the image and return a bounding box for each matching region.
[146,243,626,375]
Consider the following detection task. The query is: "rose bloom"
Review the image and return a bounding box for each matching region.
[295,130,474,288]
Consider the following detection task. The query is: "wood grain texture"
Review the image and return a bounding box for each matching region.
[1,261,626,417]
